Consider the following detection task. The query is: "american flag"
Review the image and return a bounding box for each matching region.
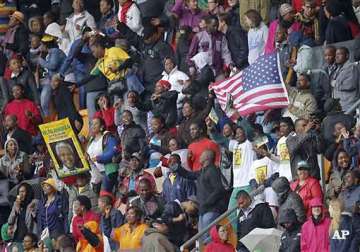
[210,53,289,118]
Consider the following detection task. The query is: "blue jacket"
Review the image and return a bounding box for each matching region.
[162,172,196,204]
[37,48,66,79]
[95,133,118,164]
[330,213,360,252]
[36,193,69,237]
[339,185,360,212]
[100,208,124,250]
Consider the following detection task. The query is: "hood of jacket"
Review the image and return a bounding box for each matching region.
[4,138,19,158]
[272,177,290,194]
[209,226,222,243]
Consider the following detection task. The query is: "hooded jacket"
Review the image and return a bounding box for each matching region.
[120,122,147,158]
[300,197,330,252]
[142,228,176,252]
[279,208,301,252]
[205,226,235,252]
[272,177,306,224]
[330,212,359,252]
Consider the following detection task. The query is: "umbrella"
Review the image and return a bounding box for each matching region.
[8,177,46,203]
[240,228,283,252]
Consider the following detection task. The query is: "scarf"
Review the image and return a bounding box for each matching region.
[296,12,320,43]
[119,1,133,24]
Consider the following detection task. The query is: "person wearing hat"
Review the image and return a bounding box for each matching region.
[279,208,301,252]
[37,178,69,238]
[300,197,331,252]
[2,10,28,57]
[265,3,301,54]
[37,33,66,116]
[290,160,323,217]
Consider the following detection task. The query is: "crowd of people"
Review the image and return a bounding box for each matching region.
[0,0,358,251]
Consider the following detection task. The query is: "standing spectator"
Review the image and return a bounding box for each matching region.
[300,197,331,252]
[162,154,196,203]
[3,84,42,137]
[279,208,301,252]
[218,13,249,70]
[112,206,148,251]
[2,11,28,57]
[339,170,360,212]
[205,225,235,252]
[37,178,69,238]
[94,93,116,133]
[329,198,360,252]
[226,0,240,26]
[7,183,38,242]
[172,150,228,241]
[171,0,207,32]
[0,0,16,42]
[324,0,353,44]
[187,15,232,79]
[142,220,176,252]
[187,121,220,171]
[37,34,66,116]
[239,0,270,28]
[286,118,323,179]
[63,0,96,48]
[283,74,317,121]
[290,160,323,217]
[117,0,143,35]
[207,0,224,16]
[295,0,321,44]
[244,9,268,65]
[332,47,360,112]
[98,0,117,38]
[3,114,32,154]
[272,176,306,224]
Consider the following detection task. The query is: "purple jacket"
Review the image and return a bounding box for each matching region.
[187,30,232,75]
[171,0,206,31]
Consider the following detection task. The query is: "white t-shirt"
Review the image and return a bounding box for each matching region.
[229,139,256,188]
[276,136,292,181]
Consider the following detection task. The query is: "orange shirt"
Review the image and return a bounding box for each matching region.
[112,223,148,251]
[188,138,221,171]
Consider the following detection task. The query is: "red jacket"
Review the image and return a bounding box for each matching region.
[188,138,220,171]
[93,108,116,133]
[72,211,100,242]
[121,170,156,194]
[292,0,321,13]
[290,176,323,217]
[205,226,235,252]
[300,198,330,252]
[3,99,41,136]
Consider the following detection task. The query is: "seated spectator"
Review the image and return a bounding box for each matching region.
[290,160,323,217]
[279,208,301,252]
[0,138,31,188]
[93,93,116,133]
[29,135,51,177]
[112,206,148,251]
[205,225,235,252]
[300,197,331,252]
[207,0,224,16]
[4,56,40,105]
[339,170,360,212]
[162,154,196,204]
[283,74,317,121]
[22,233,39,252]
[244,9,268,65]
[28,16,43,36]
[272,177,306,224]
[171,0,207,32]
[332,47,360,112]
[7,183,38,242]
[3,114,33,154]
[324,0,353,44]
[3,84,42,137]
[130,178,165,222]
[117,0,143,35]
[98,0,117,38]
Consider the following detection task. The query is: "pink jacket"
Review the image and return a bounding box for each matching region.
[300,198,330,252]
[264,20,301,54]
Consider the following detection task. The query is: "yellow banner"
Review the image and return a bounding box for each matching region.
[39,118,89,178]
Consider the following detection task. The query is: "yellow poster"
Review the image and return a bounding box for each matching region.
[234,148,242,167]
[279,143,290,161]
[39,118,89,178]
[255,165,267,184]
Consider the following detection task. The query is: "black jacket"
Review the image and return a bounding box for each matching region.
[227,4,240,27]
[6,127,32,154]
[237,200,276,239]
[325,15,352,44]
[279,208,301,252]
[5,68,40,105]
[321,112,356,145]
[225,26,249,70]
[117,22,174,91]
[120,122,147,158]
[5,25,29,57]
[175,164,228,215]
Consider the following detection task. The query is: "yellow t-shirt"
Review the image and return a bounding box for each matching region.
[95,47,130,81]
[113,223,148,250]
